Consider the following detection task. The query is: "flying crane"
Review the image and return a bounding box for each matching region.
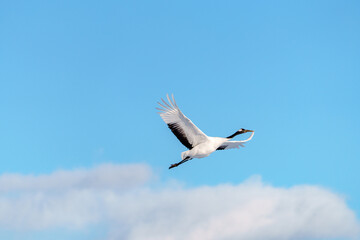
[157,94,254,169]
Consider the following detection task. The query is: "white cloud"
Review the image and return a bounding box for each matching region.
[0,164,358,240]
[0,163,152,192]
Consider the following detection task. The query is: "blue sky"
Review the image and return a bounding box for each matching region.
[1,1,360,239]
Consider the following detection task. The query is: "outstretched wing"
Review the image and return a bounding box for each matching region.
[217,131,255,150]
[156,94,208,149]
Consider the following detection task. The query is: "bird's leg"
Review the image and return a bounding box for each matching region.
[169,157,192,169]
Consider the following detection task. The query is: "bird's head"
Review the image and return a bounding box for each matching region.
[238,128,254,134]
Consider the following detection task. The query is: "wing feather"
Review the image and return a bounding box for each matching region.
[155,107,166,112]
[158,101,171,110]
[157,94,208,149]
[161,98,172,109]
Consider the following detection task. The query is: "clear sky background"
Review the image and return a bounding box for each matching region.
[1,1,360,239]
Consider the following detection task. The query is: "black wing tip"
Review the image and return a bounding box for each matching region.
[216,146,227,150]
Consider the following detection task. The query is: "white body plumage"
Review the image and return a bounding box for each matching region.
[181,137,229,159]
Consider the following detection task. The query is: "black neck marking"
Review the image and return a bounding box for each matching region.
[226,131,241,139]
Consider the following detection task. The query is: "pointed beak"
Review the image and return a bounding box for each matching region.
[245,129,254,133]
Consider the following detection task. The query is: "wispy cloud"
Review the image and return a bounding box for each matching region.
[0,164,358,240]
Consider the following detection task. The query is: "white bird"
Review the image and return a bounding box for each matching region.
[157,94,255,169]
